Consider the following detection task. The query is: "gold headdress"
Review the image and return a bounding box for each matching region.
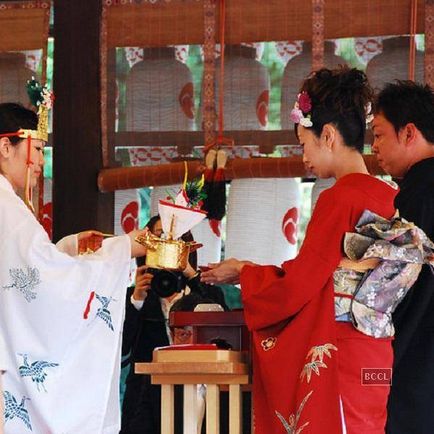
[20,77,53,142]
[20,78,53,212]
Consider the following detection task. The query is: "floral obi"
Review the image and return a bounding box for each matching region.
[333,210,434,338]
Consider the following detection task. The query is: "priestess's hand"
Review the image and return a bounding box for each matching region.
[78,230,104,254]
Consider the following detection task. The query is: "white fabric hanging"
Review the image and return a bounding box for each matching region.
[311,177,335,213]
[213,45,270,130]
[366,36,424,91]
[125,47,194,132]
[191,220,221,266]
[225,178,301,266]
[114,189,140,235]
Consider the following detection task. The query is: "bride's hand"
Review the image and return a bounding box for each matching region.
[200,258,253,285]
[338,257,380,272]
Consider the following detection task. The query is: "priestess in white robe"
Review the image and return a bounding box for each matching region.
[0,101,148,433]
[0,173,139,433]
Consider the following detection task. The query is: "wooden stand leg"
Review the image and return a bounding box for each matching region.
[183,384,199,434]
[206,384,220,434]
[161,384,174,434]
[229,384,242,434]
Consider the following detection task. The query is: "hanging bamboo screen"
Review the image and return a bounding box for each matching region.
[99,0,428,190]
[0,1,51,104]
[0,1,51,219]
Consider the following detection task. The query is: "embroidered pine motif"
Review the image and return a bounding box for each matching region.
[3,391,32,431]
[18,353,59,392]
[275,390,313,434]
[2,267,41,302]
[95,293,115,331]
[300,343,337,384]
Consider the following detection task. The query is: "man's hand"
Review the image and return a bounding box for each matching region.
[132,266,153,301]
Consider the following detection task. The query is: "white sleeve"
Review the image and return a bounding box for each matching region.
[130,295,145,310]
[0,333,7,373]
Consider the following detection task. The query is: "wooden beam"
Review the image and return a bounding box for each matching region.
[112,130,374,155]
[113,130,299,148]
[53,0,114,241]
[98,155,384,192]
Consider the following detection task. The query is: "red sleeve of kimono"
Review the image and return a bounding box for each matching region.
[240,187,355,331]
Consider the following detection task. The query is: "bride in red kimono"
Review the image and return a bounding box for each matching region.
[202,67,398,434]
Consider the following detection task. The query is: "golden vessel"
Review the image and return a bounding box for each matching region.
[135,231,194,271]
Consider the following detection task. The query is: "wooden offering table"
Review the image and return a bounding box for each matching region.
[136,347,249,434]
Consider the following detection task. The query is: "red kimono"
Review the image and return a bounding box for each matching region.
[240,174,398,434]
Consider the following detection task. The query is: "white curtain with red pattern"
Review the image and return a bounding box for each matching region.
[225,178,300,266]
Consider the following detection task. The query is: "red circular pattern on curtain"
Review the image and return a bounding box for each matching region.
[179,82,195,119]
[256,90,269,127]
[121,201,139,234]
[282,207,298,245]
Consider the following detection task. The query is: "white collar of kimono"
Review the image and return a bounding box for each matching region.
[0,174,15,194]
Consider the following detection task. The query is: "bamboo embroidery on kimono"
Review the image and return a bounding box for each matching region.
[275,390,313,434]
[3,391,32,431]
[18,353,59,392]
[95,293,116,331]
[2,267,40,302]
[300,344,337,384]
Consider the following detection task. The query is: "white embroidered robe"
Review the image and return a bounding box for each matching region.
[0,175,131,433]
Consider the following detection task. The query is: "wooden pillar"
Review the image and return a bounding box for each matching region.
[52,0,114,241]
[425,0,434,87]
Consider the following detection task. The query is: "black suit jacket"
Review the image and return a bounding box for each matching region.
[387,158,434,434]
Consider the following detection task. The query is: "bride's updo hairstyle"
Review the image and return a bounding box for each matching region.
[296,66,373,153]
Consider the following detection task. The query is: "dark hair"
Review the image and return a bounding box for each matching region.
[374,80,434,143]
[0,103,38,145]
[181,230,197,270]
[298,66,373,152]
[145,214,161,232]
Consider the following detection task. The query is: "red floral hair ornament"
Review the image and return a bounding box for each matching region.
[290,91,313,127]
